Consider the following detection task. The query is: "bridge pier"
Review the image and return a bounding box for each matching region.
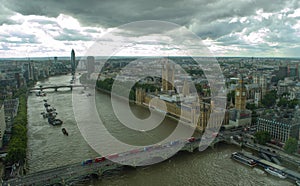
[55,88,58,91]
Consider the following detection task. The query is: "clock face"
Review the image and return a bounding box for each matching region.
[242,92,246,96]
[236,91,240,96]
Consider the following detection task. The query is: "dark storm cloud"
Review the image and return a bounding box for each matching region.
[0,0,295,27]
[0,4,16,25]
[2,0,299,42]
[1,0,300,57]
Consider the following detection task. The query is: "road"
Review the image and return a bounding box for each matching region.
[3,139,202,186]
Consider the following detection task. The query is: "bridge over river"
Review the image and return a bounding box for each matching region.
[30,84,87,92]
[3,137,226,186]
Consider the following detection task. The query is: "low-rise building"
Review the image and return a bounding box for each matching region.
[257,117,299,143]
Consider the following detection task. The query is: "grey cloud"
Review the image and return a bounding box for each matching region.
[54,28,93,41]
[27,19,57,25]
[0,43,10,50]
[284,46,300,57]
[0,4,16,25]
[1,0,294,27]
[2,0,296,40]
[83,28,101,33]
[0,0,300,57]
[191,21,244,39]
[0,31,39,44]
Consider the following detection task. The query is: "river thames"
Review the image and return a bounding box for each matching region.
[26,74,292,186]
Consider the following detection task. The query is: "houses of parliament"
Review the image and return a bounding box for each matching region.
[135,60,251,132]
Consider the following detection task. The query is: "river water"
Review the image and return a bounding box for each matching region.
[27,75,292,186]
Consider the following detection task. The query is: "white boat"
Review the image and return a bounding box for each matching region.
[231,152,257,167]
[264,167,287,179]
[296,180,300,186]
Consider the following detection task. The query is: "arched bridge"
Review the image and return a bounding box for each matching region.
[3,137,227,186]
[30,84,87,92]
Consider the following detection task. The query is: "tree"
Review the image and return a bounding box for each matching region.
[284,138,298,154]
[254,131,271,145]
[261,90,277,108]
[227,90,235,104]
[195,84,203,94]
[277,97,288,107]
[6,93,28,164]
[288,99,299,109]
[246,103,257,111]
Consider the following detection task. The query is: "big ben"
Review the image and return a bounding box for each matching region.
[235,77,247,110]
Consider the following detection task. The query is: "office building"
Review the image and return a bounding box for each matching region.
[87,56,95,75]
[257,117,299,143]
[71,49,76,74]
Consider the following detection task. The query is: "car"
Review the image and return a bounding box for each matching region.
[94,157,106,163]
[212,132,219,137]
[129,149,140,154]
[81,159,93,166]
[170,140,180,146]
[187,137,195,142]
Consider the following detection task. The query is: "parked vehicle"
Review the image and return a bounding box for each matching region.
[212,132,219,137]
[187,137,195,142]
[170,140,180,146]
[81,159,93,166]
[95,157,106,163]
[130,149,141,154]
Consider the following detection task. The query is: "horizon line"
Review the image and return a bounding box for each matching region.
[0,56,300,60]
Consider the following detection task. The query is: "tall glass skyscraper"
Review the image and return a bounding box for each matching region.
[71,49,75,74]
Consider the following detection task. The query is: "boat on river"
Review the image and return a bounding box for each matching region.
[264,167,287,179]
[231,152,257,167]
[41,111,57,119]
[36,91,46,97]
[48,118,63,126]
[62,128,68,136]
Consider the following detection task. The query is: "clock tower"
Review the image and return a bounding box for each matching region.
[235,77,247,110]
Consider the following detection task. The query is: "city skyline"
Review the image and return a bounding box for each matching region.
[0,1,299,58]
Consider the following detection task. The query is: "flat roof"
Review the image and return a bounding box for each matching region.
[283,169,300,179]
[243,153,284,170]
[259,159,285,170]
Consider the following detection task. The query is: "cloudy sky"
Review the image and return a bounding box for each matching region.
[0,0,299,58]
